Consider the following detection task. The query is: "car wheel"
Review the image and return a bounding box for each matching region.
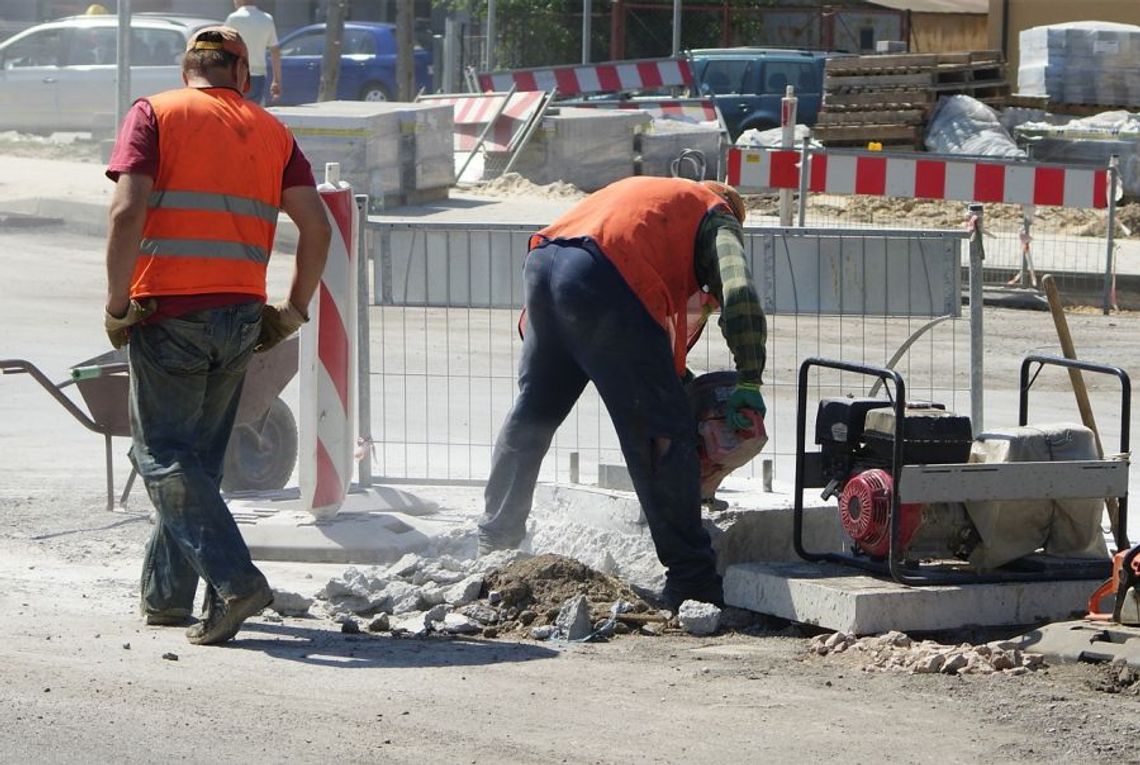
[221,397,298,492]
[359,81,391,102]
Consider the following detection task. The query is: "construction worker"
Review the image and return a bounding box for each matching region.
[479,176,767,610]
[225,0,282,104]
[102,26,330,645]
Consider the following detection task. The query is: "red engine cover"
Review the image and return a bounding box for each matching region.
[838,469,922,558]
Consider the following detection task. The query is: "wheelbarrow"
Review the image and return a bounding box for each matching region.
[0,337,300,512]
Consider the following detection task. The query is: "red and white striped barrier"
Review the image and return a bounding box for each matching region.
[421,90,546,153]
[299,165,358,518]
[726,147,1110,209]
[419,91,511,152]
[558,97,718,124]
[477,57,693,98]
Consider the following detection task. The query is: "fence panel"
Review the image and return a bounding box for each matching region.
[365,221,969,487]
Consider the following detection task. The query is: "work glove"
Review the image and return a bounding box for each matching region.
[724,381,766,431]
[255,299,308,353]
[104,298,156,349]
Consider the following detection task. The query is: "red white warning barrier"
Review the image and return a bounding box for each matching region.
[558,97,718,124]
[300,167,358,518]
[726,147,1110,209]
[477,56,693,98]
[421,90,548,153]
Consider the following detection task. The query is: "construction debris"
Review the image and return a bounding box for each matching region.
[678,600,722,636]
[807,630,1047,676]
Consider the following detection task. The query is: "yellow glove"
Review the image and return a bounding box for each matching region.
[104,298,156,349]
[255,299,308,353]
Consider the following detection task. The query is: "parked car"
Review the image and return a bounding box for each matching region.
[0,13,218,134]
[689,48,838,140]
[274,22,432,105]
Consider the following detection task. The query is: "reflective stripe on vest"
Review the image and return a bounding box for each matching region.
[131,87,294,300]
[533,177,728,376]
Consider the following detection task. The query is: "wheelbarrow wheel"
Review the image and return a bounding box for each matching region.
[221,397,298,492]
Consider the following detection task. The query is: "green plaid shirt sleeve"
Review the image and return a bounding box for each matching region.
[693,210,767,384]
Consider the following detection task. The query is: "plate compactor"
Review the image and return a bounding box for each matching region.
[795,354,1133,591]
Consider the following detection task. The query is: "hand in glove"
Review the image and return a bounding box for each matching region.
[255,299,308,353]
[724,381,766,431]
[104,298,157,349]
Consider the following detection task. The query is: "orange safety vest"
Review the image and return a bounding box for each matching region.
[130,87,295,301]
[531,177,729,376]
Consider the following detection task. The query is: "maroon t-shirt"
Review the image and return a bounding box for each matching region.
[106,90,317,321]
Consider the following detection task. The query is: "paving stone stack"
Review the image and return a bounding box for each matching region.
[635,119,723,180]
[817,50,1009,150]
[490,106,649,192]
[270,100,454,210]
[1017,21,1140,110]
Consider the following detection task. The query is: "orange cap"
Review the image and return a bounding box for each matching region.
[701,180,746,224]
[186,26,250,92]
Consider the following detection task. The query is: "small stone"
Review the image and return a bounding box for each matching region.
[458,603,501,626]
[555,595,593,641]
[1005,666,1029,676]
[941,653,968,675]
[990,650,1015,671]
[824,632,846,649]
[911,654,945,674]
[614,621,631,635]
[517,610,537,626]
[341,619,361,634]
[162,652,179,661]
[482,627,499,639]
[880,630,912,648]
[443,575,484,607]
[487,590,503,605]
[530,625,557,640]
[677,600,722,637]
[269,589,314,617]
[367,614,391,632]
[122,643,130,650]
[439,612,481,635]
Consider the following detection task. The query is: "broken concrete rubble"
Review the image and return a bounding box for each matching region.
[808,631,1047,676]
[555,595,593,641]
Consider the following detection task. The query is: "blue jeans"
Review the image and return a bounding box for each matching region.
[245,75,266,105]
[480,241,722,602]
[130,302,269,615]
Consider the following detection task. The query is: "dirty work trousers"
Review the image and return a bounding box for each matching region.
[480,240,722,604]
[129,302,270,617]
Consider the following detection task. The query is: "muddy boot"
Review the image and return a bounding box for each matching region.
[186,584,273,646]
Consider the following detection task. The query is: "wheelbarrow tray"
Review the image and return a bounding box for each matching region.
[2,337,299,510]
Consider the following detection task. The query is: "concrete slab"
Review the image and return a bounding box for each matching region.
[228,485,469,564]
[1010,621,1140,669]
[723,561,1103,635]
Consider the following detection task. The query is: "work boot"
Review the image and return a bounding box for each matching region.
[144,608,195,627]
[662,579,725,613]
[476,534,518,557]
[186,585,273,646]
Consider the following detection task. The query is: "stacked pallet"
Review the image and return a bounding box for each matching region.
[817,50,1009,149]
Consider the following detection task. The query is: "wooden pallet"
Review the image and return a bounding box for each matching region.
[812,124,921,144]
[825,50,1003,76]
[816,109,925,127]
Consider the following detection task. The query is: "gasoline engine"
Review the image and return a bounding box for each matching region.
[814,397,982,561]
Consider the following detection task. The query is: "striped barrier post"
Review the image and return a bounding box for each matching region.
[726,147,1110,209]
[477,56,693,97]
[299,163,358,519]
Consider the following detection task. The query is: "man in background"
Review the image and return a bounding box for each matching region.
[225,0,282,104]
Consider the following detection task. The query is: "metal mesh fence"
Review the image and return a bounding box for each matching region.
[364,221,970,487]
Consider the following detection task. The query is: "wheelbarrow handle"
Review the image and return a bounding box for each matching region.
[0,357,104,433]
[71,363,129,381]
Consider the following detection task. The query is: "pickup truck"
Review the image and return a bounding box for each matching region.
[689,47,834,140]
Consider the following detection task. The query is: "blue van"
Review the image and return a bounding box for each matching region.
[689,48,834,140]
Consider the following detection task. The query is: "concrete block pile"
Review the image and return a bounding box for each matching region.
[493,107,649,192]
[270,100,454,210]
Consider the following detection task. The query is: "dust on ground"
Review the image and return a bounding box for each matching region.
[469,172,587,200]
[0,132,102,163]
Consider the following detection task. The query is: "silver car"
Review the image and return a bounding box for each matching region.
[0,13,218,134]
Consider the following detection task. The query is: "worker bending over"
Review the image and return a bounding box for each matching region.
[480,176,767,609]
